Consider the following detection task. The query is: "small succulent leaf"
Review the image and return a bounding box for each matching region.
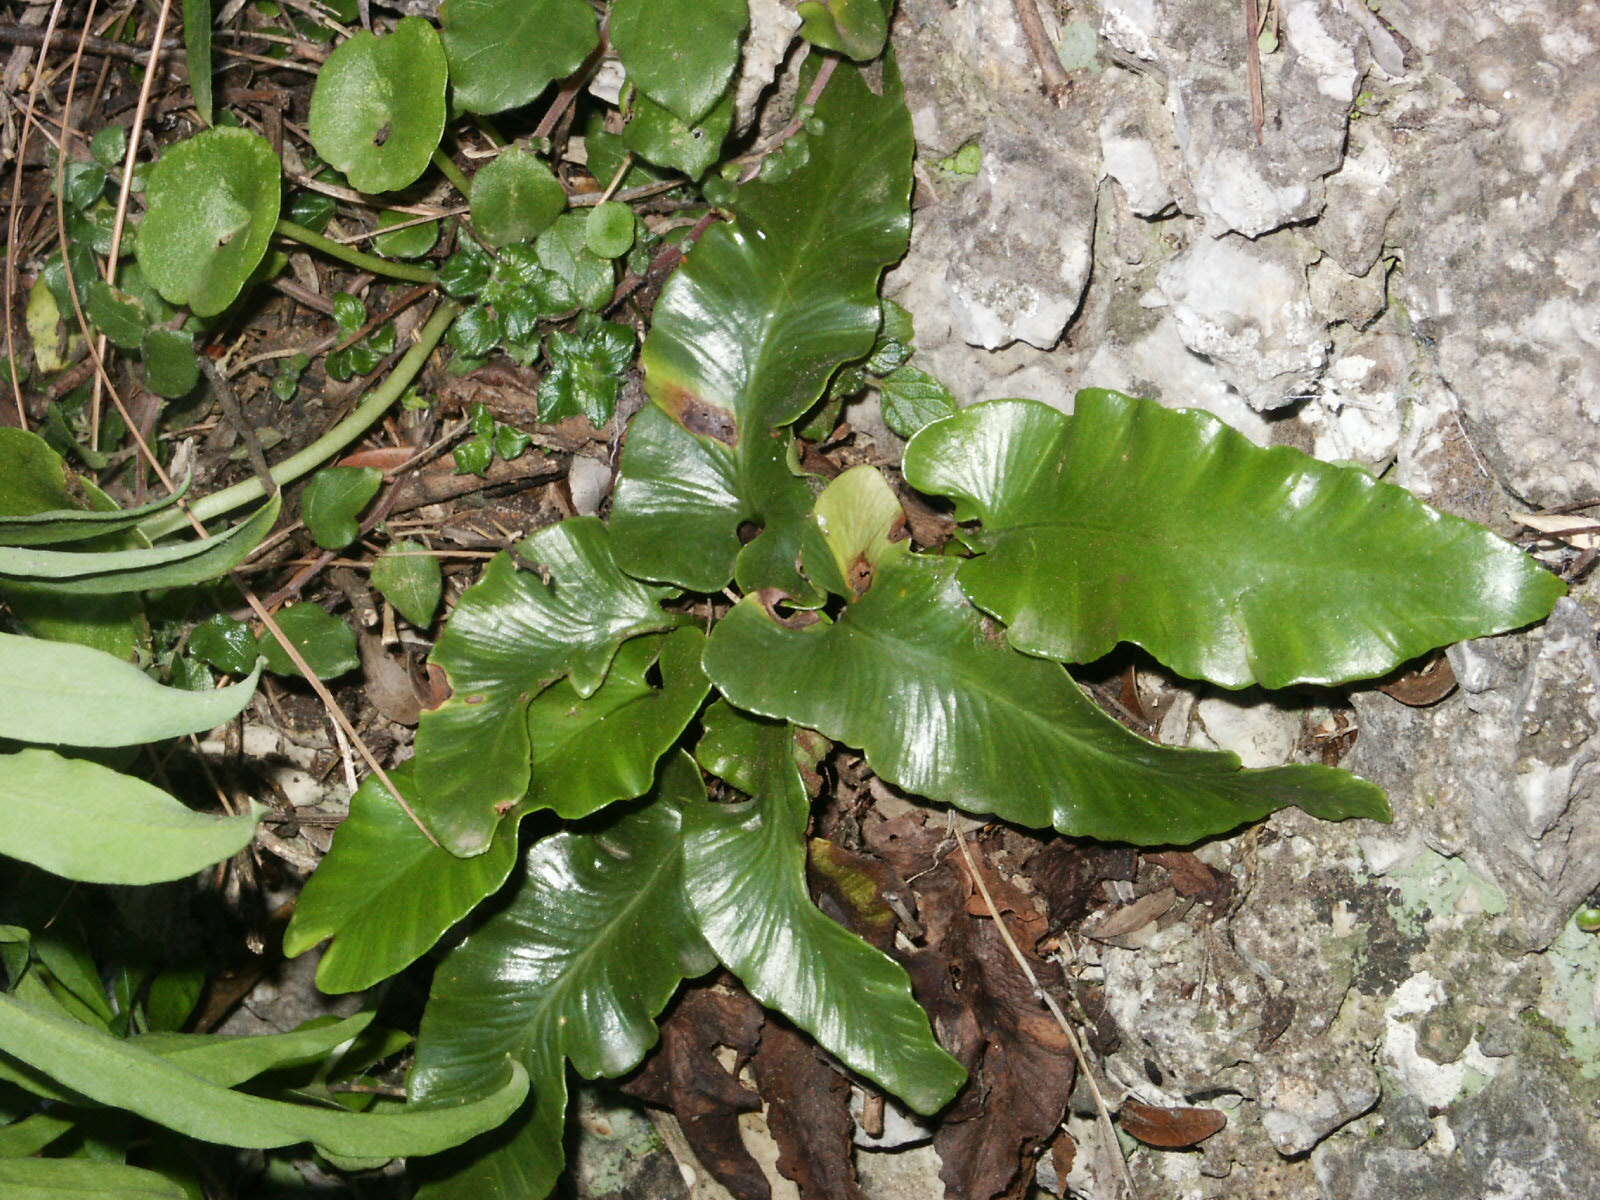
[0,748,262,884]
[139,328,201,399]
[876,363,958,440]
[804,464,904,600]
[0,1159,187,1199]
[283,765,520,994]
[135,127,280,317]
[797,0,891,59]
[583,202,635,259]
[440,0,599,116]
[0,497,280,594]
[524,627,711,819]
[610,0,747,125]
[414,517,678,856]
[622,85,735,180]
[0,630,259,746]
[301,466,382,550]
[903,393,1569,689]
[468,149,567,249]
[84,281,148,351]
[0,992,527,1157]
[408,758,714,1197]
[610,58,912,596]
[189,613,258,674]
[374,210,440,258]
[704,543,1391,844]
[183,0,213,125]
[308,18,447,194]
[686,702,966,1114]
[256,602,359,679]
[371,540,443,627]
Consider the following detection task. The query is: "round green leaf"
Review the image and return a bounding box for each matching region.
[84,281,148,351]
[301,465,382,550]
[622,86,734,180]
[440,0,599,116]
[307,18,447,194]
[371,539,443,627]
[257,602,358,679]
[135,126,281,318]
[374,210,440,259]
[469,149,567,249]
[902,393,1569,689]
[797,0,890,60]
[584,201,635,258]
[140,328,200,399]
[610,0,747,125]
[189,613,259,676]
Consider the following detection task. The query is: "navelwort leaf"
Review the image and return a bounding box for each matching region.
[0,992,527,1157]
[523,627,711,819]
[440,0,599,116]
[308,18,447,194]
[0,497,280,594]
[135,126,280,317]
[413,517,677,856]
[408,757,714,1199]
[703,470,1390,845]
[903,392,1568,689]
[610,57,913,599]
[610,0,747,126]
[0,631,259,746]
[283,765,520,994]
[685,701,966,1114]
[0,748,262,884]
[302,466,382,550]
[469,149,567,249]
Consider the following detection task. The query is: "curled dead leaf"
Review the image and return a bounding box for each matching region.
[1118,1098,1227,1148]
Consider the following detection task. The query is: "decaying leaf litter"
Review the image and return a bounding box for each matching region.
[0,1,1586,1198]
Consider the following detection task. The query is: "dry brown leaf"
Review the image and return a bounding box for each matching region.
[1118,1098,1227,1148]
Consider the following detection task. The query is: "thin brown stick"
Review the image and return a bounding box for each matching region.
[1011,0,1072,103]
[0,22,179,63]
[3,0,69,431]
[1244,0,1265,144]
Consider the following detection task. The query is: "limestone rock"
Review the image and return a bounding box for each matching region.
[1155,232,1328,411]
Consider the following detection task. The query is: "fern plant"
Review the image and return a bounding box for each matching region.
[0,1,1565,1196]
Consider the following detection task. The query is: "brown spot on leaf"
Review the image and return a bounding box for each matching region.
[659,381,738,445]
[1118,1099,1227,1148]
[373,123,391,147]
[846,553,875,599]
[755,588,822,629]
[463,693,487,705]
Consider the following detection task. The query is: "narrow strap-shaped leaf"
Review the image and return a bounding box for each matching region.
[903,393,1567,688]
[686,702,966,1115]
[0,1111,74,1156]
[182,0,213,125]
[132,1013,373,1086]
[408,758,714,1198]
[0,497,280,594]
[0,476,189,545]
[0,1159,187,1199]
[0,749,263,885]
[0,631,260,746]
[0,993,527,1157]
[704,542,1390,845]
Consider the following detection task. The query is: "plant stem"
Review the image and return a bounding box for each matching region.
[138,301,461,540]
[431,147,474,199]
[275,219,438,285]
